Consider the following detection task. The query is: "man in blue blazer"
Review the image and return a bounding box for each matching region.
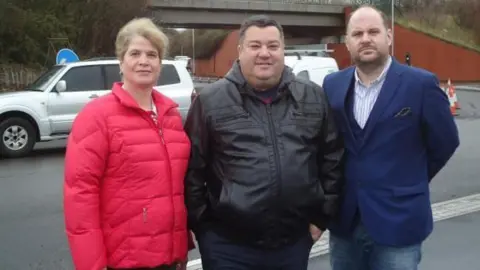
[323,5,460,270]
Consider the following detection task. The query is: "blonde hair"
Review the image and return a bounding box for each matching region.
[115,17,169,60]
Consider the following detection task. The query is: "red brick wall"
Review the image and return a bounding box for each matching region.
[194,30,239,77]
[193,23,480,83]
[327,43,351,69]
[328,24,480,82]
[393,24,480,82]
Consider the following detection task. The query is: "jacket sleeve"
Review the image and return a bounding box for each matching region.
[313,87,345,230]
[421,74,460,180]
[63,104,108,270]
[183,95,210,234]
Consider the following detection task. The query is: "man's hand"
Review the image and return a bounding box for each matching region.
[309,224,323,243]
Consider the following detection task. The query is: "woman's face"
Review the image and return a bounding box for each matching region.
[120,35,161,89]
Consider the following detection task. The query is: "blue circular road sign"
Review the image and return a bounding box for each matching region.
[56,48,80,64]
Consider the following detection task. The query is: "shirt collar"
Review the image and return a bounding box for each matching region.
[354,56,392,86]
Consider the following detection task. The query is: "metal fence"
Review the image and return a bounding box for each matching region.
[235,0,353,3]
[0,64,44,92]
[150,0,354,6]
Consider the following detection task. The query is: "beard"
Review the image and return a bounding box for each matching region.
[353,48,388,71]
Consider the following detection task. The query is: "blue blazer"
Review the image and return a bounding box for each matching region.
[323,59,460,247]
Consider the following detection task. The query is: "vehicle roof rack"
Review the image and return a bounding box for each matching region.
[284,49,334,60]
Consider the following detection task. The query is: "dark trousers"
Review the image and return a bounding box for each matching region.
[107,264,178,270]
[197,229,313,270]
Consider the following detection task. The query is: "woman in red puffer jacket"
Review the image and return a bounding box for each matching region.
[63,17,194,270]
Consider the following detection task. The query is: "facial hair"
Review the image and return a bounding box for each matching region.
[354,47,388,74]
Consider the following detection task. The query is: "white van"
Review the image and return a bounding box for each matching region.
[284,51,339,87]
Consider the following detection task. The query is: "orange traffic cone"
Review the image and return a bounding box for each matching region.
[447,79,458,116]
[447,79,460,109]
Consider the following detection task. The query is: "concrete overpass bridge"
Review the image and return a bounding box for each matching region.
[147,0,352,30]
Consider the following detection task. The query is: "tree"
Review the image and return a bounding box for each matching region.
[0,0,148,66]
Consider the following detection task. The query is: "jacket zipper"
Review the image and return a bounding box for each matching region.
[158,128,165,144]
[155,109,175,262]
[266,104,282,197]
[143,207,147,223]
[141,107,175,262]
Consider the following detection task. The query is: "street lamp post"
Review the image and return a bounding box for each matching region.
[192,29,195,75]
[391,0,395,56]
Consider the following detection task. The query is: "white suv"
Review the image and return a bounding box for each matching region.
[0,58,194,158]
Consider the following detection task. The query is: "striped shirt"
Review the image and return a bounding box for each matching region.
[353,56,392,128]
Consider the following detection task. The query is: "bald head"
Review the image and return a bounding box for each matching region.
[344,5,392,68]
[347,5,390,34]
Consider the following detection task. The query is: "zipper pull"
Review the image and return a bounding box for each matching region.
[143,208,147,223]
[266,104,272,114]
[159,129,165,144]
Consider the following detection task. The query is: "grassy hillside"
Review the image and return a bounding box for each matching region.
[396,14,480,52]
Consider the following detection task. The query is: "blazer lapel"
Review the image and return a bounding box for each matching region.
[362,60,403,144]
[336,68,357,149]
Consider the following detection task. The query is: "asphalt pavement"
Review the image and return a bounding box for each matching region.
[0,89,479,269]
[308,211,480,269]
[453,86,480,119]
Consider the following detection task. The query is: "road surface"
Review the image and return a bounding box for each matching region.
[0,89,479,269]
[308,211,480,269]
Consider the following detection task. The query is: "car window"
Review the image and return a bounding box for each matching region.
[104,64,121,89]
[297,70,310,80]
[28,65,66,91]
[101,63,181,87]
[61,66,104,92]
[159,64,181,86]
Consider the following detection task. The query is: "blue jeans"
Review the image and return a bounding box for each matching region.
[329,222,422,270]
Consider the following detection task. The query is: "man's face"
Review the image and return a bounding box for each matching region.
[238,26,284,90]
[346,8,392,66]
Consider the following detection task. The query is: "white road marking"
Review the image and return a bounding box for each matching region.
[187,192,480,269]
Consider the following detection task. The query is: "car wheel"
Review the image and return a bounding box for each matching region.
[0,117,36,158]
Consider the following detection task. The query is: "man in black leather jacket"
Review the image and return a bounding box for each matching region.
[184,15,345,270]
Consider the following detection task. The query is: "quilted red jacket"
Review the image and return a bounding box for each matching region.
[63,82,194,270]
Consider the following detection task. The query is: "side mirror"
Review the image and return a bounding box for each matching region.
[55,80,67,92]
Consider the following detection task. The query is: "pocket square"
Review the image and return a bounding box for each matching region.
[394,107,412,117]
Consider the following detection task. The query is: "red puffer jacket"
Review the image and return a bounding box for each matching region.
[64,82,193,270]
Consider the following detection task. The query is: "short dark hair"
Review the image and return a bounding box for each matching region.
[238,15,284,44]
[347,4,391,32]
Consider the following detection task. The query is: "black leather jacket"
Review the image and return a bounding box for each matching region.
[184,61,344,249]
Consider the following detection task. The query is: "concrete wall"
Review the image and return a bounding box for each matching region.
[150,9,344,28]
[148,0,347,28]
[148,0,346,13]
